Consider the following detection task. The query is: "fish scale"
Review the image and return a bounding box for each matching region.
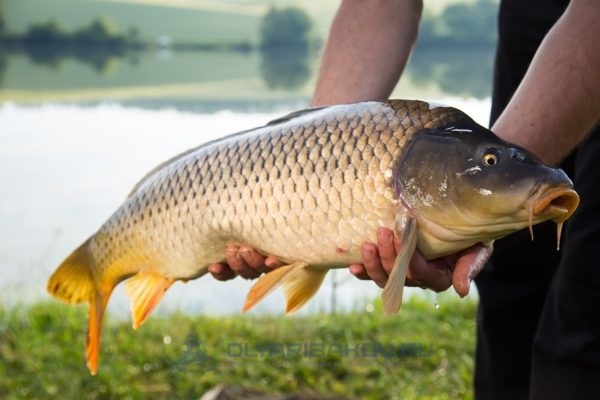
[91,101,457,279]
[80,100,455,285]
[101,100,434,275]
[48,99,579,375]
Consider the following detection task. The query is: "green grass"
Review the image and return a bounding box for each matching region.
[0,296,477,399]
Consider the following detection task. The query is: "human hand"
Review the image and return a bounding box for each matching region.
[207,245,284,281]
[350,228,492,297]
[209,229,491,298]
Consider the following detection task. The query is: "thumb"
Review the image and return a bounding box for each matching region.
[452,244,493,298]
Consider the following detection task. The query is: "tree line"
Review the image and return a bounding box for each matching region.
[0,1,498,91]
[0,1,497,50]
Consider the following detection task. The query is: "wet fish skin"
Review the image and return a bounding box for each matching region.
[46,99,579,374]
[83,100,465,283]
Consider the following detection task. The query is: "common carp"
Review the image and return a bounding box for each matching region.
[47,100,579,374]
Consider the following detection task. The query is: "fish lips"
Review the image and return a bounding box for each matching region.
[531,185,580,223]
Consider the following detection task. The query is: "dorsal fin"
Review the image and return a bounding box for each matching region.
[127,106,328,199]
[126,146,199,198]
[266,106,329,126]
[125,123,266,199]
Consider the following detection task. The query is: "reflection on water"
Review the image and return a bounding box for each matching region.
[0,99,489,314]
[409,47,495,100]
[260,47,312,90]
[0,48,313,107]
[0,45,495,108]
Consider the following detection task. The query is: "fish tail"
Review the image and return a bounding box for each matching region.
[243,262,327,314]
[86,290,109,375]
[47,238,95,305]
[47,238,115,375]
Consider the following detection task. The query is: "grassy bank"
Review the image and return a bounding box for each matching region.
[0,297,477,399]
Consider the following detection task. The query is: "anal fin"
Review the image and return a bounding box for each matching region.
[281,267,328,313]
[125,271,174,329]
[243,262,327,314]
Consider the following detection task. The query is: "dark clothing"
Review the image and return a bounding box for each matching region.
[474,0,600,399]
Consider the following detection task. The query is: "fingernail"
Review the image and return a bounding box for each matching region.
[364,248,375,261]
[460,281,470,298]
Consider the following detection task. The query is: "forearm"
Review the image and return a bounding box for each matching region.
[493,0,600,165]
[311,0,423,107]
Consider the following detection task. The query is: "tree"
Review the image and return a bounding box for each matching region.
[260,46,312,90]
[416,0,498,48]
[440,1,497,45]
[259,7,314,90]
[260,7,312,50]
[75,17,123,45]
[0,11,5,37]
[25,20,67,43]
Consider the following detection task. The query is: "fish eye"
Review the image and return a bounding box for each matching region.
[482,152,499,166]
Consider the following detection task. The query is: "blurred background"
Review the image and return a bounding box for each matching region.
[0,0,498,314]
[0,0,498,398]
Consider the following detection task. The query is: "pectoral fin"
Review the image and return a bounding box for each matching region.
[381,213,417,316]
[125,271,174,329]
[243,262,327,314]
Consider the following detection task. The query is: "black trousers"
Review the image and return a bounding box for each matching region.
[474,1,600,399]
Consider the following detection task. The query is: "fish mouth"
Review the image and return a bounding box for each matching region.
[531,186,579,222]
[527,185,580,248]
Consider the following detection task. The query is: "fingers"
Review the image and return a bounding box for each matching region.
[264,255,286,270]
[406,250,453,292]
[348,264,370,280]
[347,227,492,298]
[376,228,399,273]
[207,263,237,281]
[451,244,493,297]
[358,242,389,288]
[349,228,399,288]
[208,245,281,281]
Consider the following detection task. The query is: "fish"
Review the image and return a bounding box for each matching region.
[47,100,580,374]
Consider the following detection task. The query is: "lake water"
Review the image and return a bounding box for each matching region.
[0,98,490,317]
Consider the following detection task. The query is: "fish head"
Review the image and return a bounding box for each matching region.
[395,120,580,257]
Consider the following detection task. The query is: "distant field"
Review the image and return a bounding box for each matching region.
[1,0,341,43]
[1,0,491,43]
[0,0,496,105]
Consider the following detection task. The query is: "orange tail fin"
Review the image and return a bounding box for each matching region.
[47,238,114,375]
[47,239,95,305]
[86,291,109,375]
